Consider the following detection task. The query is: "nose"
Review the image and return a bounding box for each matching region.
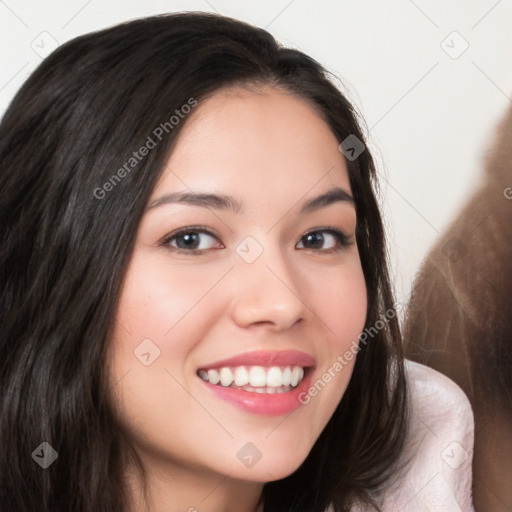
[229,243,306,332]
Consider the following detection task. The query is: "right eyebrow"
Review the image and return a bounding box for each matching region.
[146,192,244,213]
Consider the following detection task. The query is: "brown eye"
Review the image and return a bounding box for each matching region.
[296,229,350,251]
[160,227,223,253]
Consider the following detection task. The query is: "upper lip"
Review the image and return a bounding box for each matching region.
[198,350,316,370]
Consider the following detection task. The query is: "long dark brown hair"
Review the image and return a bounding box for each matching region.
[0,12,407,512]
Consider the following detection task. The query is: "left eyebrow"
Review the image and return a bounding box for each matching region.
[299,186,354,214]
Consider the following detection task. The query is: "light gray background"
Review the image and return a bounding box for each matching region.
[2,0,511,310]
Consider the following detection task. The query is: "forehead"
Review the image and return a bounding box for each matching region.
[153,85,351,204]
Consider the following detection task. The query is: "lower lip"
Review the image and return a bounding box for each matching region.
[199,370,314,416]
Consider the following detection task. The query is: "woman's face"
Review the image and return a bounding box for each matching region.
[109,86,367,488]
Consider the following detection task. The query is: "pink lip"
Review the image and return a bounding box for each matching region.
[198,349,316,370]
[197,350,316,416]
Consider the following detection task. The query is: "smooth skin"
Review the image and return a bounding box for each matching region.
[107,85,368,512]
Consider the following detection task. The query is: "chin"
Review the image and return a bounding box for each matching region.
[233,450,311,483]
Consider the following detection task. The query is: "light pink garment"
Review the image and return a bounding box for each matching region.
[353,360,475,512]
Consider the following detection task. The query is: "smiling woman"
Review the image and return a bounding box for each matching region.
[0,11,466,512]
[109,87,369,495]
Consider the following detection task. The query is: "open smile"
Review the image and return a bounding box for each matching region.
[196,350,315,415]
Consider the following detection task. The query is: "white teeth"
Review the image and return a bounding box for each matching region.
[207,369,220,385]
[219,367,234,387]
[234,366,250,386]
[290,367,304,387]
[266,366,282,387]
[249,366,267,387]
[198,365,306,391]
[282,367,292,386]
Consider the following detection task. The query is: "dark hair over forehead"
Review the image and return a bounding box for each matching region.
[0,12,407,512]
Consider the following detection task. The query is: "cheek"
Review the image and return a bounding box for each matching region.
[325,275,367,340]
[114,254,229,348]
[293,255,367,418]
[304,256,367,349]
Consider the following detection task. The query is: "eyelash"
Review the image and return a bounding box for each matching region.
[158,225,352,255]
